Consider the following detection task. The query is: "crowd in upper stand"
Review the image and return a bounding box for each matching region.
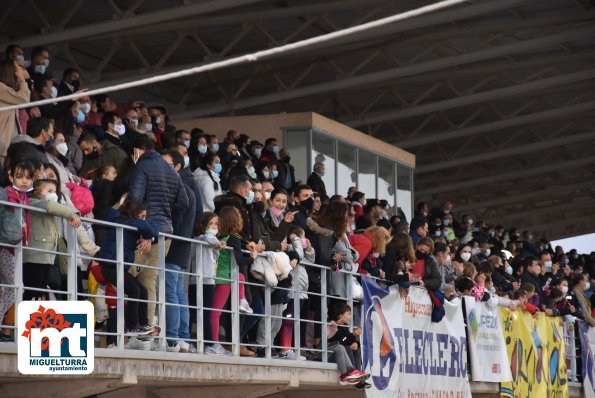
[0,44,593,387]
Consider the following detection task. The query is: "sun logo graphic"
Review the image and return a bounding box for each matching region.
[362,295,397,390]
[18,301,94,375]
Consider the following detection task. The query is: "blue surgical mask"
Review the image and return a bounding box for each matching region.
[76,110,85,123]
[42,59,50,68]
[198,144,207,154]
[272,145,280,154]
[443,219,450,226]
[213,163,222,174]
[506,265,513,275]
[183,140,190,149]
[212,143,219,152]
[50,86,58,98]
[272,170,279,179]
[145,123,153,132]
[263,170,270,179]
[254,147,262,158]
[245,190,255,205]
[34,64,46,74]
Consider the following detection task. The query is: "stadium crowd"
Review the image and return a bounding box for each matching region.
[1,45,594,387]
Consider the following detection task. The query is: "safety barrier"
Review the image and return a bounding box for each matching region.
[0,199,585,385]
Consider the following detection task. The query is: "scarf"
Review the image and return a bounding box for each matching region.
[268,208,284,228]
[5,187,31,248]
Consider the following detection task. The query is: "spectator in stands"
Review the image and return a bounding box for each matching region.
[434,242,455,296]
[174,142,203,217]
[412,237,442,292]
[26,46,50,87]
[217,129,240,158]
[77,131,128,179]
[429,200,453,221]
[161,150,197,353]
[259,137,279,167]
[307,162,326,196]
[193,152,222,213]
[289,184,314,231]
[519,230,540,258]
[351,192,365,219]
[129,135,189,323]
[276,149,297,191]
[571,273,595,326]
[214,175,255,243]
[148,106,176,147]
[261,180,274,200]
[4,44,25,64]
[520,256,544,307]
[248,140,263,166]
[95,199,160,349]
[57,67,80,97]
[408,217,428,245]
[489,255,519,293]
[414,201,428,220]
[188,132,208,172]
[101,111,132,154]
[23,179,80,300]
[0,59,30,166]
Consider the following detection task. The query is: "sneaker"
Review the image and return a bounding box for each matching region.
[178,340,189,353]
[277,349,306,360]
[125,336,151,350]
[186,343,198,353]
[352,369,370,381]
[129,325,160,337]
[355,381,372,390]
[345,368,366,382]
[205,343,231,356]
[151,339,162,351]
[239,299,253,314]
[339,372,361,386]
[166,341,180,352]
[106,343,116,349]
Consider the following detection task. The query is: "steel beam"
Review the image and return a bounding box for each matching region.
[416,154,595,197]
[455,180,595,212]
[174,3,595,119]
[416,130,595,174]
[0,0,266,49]
[347,68,595,125]
[396,99,595,149]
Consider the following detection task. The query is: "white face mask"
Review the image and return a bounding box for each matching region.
[56,142,68,157]
[561,286,568,295]
[461,252,471,262]
[183,156,190,169]
[114,124,126,136]
[484,249,491,257]
[206,228,218,236]
[130,119,139,128]
[544,261,552,272]
[80,103,91,113]
[471,248,480,256]
[50,86,58,98]
[586,282,591,291]
[264,191,271,200]
[44,192,59,202]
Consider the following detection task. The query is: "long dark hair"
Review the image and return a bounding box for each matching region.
[201,151,220,191]
[387,232,416,264]
[316,201,348,237]
[119,199,147,221]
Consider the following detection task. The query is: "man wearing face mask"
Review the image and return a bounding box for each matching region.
[174,142,203,218]
[275,149,297,191]
[77,131,127,178]
[101,111,133,154]
[538,251,559,286]
[307,162,327,197]
[214,175,255,243]
[258,137,280,168]
[26,46,50,88]
[289,184,314,231]
[57,67,81,97]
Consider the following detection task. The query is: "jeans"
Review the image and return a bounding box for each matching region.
[165,263,189,340]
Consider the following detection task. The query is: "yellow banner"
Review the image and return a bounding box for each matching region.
[499,308,568,398]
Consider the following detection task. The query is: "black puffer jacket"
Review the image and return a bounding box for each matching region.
[128,151,189,234]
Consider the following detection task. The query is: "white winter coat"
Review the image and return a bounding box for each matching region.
[193,168,223,212]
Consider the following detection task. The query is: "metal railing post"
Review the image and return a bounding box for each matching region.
[264,282,272,358]
[230,255,240,356]
[196,243,204,353]
[293,263,301,357]
[158,235,167,350]
[66,224,78,301]
[115,227,125,349]
[321,268,328,363]
[13,207,24,339]
[346,271,354,329]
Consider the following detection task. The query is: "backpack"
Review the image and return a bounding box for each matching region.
[0,189,23,245]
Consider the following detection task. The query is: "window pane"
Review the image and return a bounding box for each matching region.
[377,157,395,213]
[285,129,309,184]
[311,132,336,195]
[337,142,357,199]
[358,150,376,198]
[397,165,413,222]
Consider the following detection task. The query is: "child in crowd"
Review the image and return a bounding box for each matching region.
[189,212,228,355]
[211,206,256,355]
[0,161,34,341]
[328,303,370,389]
[23,179,81,301]
[513,288,538,314]
[95,199,160,350]
[360,226,391,278]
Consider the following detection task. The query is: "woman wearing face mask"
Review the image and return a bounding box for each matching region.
[488,255,519,294]
[188,132,209,172]
[193,152,223,212]
[0,59,31,166]
[453,245,473,273]
[570,273,595,327]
